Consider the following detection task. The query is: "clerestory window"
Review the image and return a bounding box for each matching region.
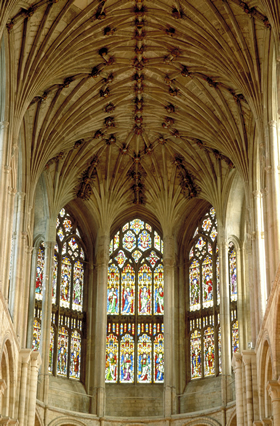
[106,219,164,384]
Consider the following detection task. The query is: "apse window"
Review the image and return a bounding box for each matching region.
[188,207,221,379]
[33,208,85,380]
[106,219,164,384]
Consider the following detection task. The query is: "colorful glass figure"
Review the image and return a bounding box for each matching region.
[58,228,64,241]
[216,256,220,305]
[138,230,152,251]
[120,334,134,383]
[229,244,237,301]
[191,330,201,379]
[107,265,119,315]
[147,251,159,268]
[202,256,213,308]
[154,231,161,251]
[60,257,71,308]
[189,247,194,259]
[105,334,118,383]
[72,261,84,311]
[121,264,135,315]
[32,319,41,350]
[70,330,81,379]
[35,243,45,300]
[132,250,142,263]
[232,320,239,354]
[60,208,65,217]
[190,259,200,311]
[63,217,72,233]
[123,231,136,252]
[204,327,215,376]
[210,228,218,241]
[195,236,206,251]
[52,253,58,304]
[202,217,211,232]
[154,334,164,382]
[115,250,127,268]
[114,231,120,251]
[138,334,152,383]
[122,223,129,232]
[130,219,144,235]
[138,264,152,315]
[109,240,113,255]
[49,326,54,372]
[69,237,78,252]
[146,223,152,232]
[154,264,164,315]
[57,327,68,376]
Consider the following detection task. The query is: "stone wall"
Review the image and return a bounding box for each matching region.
[47,376,90,413]
[105,384,164,417]
[179,376,223,413]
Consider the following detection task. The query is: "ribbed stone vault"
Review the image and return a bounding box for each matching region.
[3,0,278,227]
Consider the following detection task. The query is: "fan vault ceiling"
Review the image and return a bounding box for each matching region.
[2,0,278,231]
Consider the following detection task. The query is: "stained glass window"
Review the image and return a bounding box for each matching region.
[35,243,45,301]
[188,207,220,379]
[37,208,87,380]
[32,319,41,350]
[106,219,164,383]
[70,330,81,379]
[57,327,69,376]
[229,242,237,301]
[229,242,238,355]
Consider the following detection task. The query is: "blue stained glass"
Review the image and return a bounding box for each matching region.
[123,231,136,252]
[130,219,144,235]
[120,334,134,383]
[138,230,152,251]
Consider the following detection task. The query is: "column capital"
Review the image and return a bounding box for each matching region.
[30,350,42,368]
[19,348,31,364]
[268,120,277,128]
[232,352,242,370]
[0,379,7,395]
[252,190,262,199]
[267,380,280,401]
[242,349,256,366]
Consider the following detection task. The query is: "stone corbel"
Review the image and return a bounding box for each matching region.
[266,380,280,401]
[30,349,42,368]
[19,348,31,364]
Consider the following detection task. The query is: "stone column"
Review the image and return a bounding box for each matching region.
[38,241,55,403]
[93,232,110,417]
[163,233,175,416]
[218,230,231,406]
[9,192,26,328]
[267,380,280,425]
[18,349,31,426]
[26,246,38,348]
[232,353,244,425]
[252,190,267,323]
[243,351,254,426]
[27,351,41,426]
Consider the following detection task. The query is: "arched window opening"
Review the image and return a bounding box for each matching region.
[229,241,239,355]
[33,208,85,380]
[106,219,164,384]
[188,207,220,379]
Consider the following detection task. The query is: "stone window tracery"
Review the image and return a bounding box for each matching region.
[33,208,85,380]
[106,219,164,384]
[188,207,220,379]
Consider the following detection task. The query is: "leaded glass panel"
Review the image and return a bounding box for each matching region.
[107,219,164,383]
[35,243,45,301]
[70,330,81,379]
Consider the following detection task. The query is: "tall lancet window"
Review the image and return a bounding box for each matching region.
[106,219,164,384]
[33,209,86,380]
[228,241,239,355]
[188,207,220,379]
